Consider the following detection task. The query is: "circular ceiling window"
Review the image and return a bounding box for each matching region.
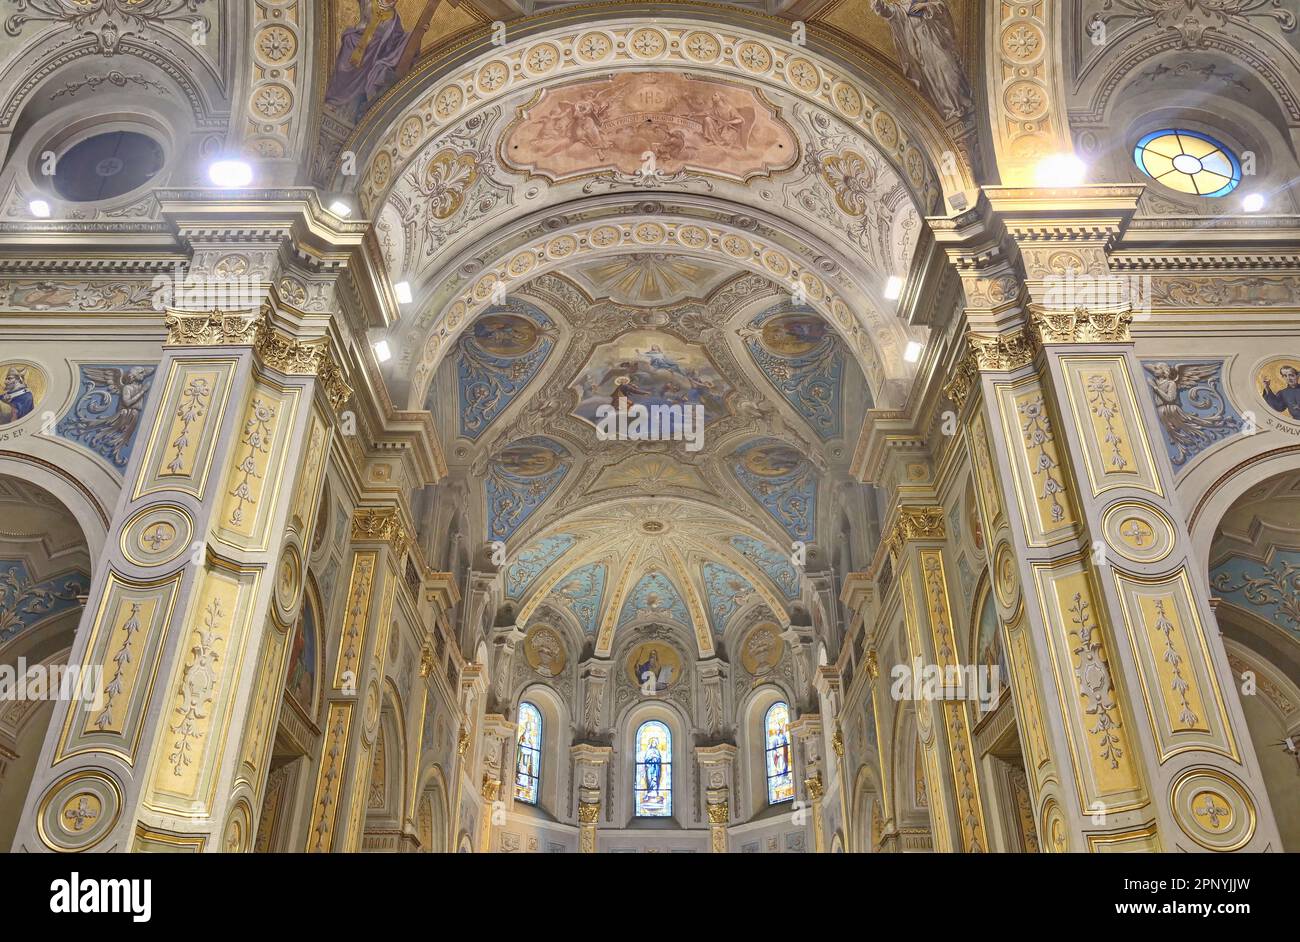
[1134,129,1241,197]
[51,130,165,202]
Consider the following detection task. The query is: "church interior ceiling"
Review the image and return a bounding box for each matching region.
[1,0,1299,889]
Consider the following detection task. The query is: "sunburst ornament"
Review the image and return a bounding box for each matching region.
[1134,129,1241,198]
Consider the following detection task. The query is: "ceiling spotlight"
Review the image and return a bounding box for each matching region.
[373,339,392,363]
[328,199,352,218]
[1035,153,1088,188]
[1242,193,1266,213]
[29,199,51,218]
[884,276,904,300]
[904,341,923,363]
[208,159,253,188]
[394,281,413,304]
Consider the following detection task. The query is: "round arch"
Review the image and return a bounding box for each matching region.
[337,12,974,212]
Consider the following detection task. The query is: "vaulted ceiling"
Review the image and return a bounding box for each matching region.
[423,260,870,654]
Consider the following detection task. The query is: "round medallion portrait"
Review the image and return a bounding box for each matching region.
[0,361,46,429]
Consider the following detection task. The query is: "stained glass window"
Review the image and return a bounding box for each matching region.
[515,701,541,805]
[634,720,672,817]
[1134,129,1241,198]
[765,701,795,804]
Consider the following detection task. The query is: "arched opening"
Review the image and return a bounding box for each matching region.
[0,473,92,851]
[1207,467,1300,851]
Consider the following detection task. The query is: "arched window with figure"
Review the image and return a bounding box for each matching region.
[515,701,542,805]
[765,701,795,804]
[634,720,672,817]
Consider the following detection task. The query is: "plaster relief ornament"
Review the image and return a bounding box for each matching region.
[524,624,567,677]
[740,622,784,676]
[869,0,973,121]
[501,72,798,183]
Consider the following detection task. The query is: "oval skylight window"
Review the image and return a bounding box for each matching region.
[1134,128,1241,198]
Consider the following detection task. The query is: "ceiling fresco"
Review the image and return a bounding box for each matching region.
[500,72,799,183]
[428,261,862,653]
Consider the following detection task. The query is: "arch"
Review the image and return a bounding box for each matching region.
[340,13,972,212]
[616,697,689,826]
[1188,445,1300,569]
[403,205,925,413]
[736,682,796,820]
[762,700,795,806]
[512,682,568,817]
[415,764,452,853]
[0,472,93,851]
[851,762,884,854]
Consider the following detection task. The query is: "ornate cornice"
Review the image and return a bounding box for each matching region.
[351,506,412,558]
[942,327,1037,408]
[1029,305,1133,345]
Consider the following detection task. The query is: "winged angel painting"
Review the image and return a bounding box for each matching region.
[1142,361,1241,468]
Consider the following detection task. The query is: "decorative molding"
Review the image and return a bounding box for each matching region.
[944,327,1037,408]
[351,507,412,559]
[163,309,262,347]
[1029,306,1133,345]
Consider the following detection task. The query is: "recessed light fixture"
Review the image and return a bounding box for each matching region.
[373,339,392,363]
[208,159,253,188]
[1242,193,1266,213]
[29,199,51,218]
[904,341,923,363]
[1035,153,1088,188]
[884,275,904,300]
[328,199,352,218]
[394,281,413,304]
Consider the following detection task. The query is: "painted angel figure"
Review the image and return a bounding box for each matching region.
[870,0,973,121]
[1143,361,1240,467]
[61,366,156,467]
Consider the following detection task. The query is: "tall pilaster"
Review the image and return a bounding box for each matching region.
[475,714,513,853]
[14,302,350,853]
[889,507,988,853]
[933,188,1281,852]
[305,507,409,852]
[697,743,736,853]
[790,714,826,853]
[571,742,611,853]
[577,658,611,739]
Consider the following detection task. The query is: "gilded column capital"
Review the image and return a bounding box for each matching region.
[456,726,471,757]
[805,772,825,802]
[351,506,412,557]
[1029,305,1133,344]
[831,723,844,759]
[577,800,600,824]
[163,308,264,346]
[889,506,946,552]
[942,327,1037,408]
[254,321,354,413]
[864,647,879,680]
[706,800,730,825]
[481,776,501,802]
